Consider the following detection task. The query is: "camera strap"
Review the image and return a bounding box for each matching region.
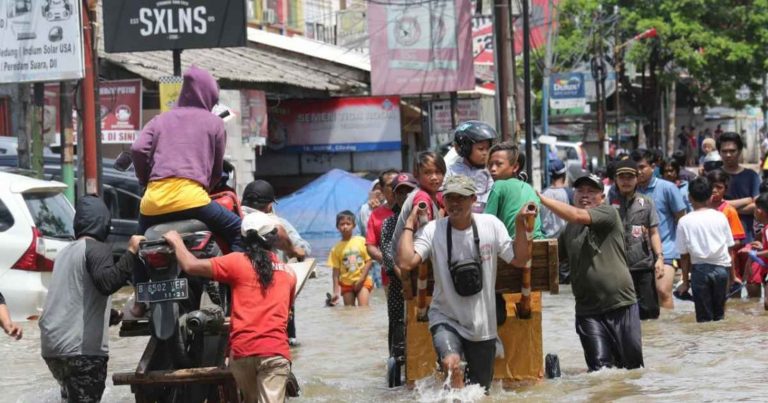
[446,217,481,266]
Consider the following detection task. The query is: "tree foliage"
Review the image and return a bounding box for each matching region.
[550,0,768,108]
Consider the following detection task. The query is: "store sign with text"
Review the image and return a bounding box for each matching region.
[102,0,247,53]
[0,0,84,83]
[268,97,401,153]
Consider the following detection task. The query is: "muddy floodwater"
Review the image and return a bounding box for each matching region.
[4,237,768,402]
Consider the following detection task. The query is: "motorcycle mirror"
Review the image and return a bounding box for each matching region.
[114,151,133,172]
[212,103,235,123]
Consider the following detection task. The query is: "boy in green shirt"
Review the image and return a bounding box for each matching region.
[484,142,544,239]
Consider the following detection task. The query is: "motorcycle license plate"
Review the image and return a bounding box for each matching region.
[136,279,189,303]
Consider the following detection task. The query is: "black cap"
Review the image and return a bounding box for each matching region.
[614,159,638,176]
[573,174,604,191]
[243,180,276,204]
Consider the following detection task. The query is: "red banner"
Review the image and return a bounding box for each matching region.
[99,80,142,144]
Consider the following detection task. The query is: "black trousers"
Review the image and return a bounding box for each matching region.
[630,270,660,320]
[575,303,644,372]
[387,276,405,360]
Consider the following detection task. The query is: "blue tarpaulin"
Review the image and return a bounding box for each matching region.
[275,169,372,238]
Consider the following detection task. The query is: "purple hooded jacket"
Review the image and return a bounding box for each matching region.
[131,66,226,191]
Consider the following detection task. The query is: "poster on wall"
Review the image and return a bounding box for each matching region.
[268,96,401,153]
[159,76,183,112]
[368,0,474,96]
[100,79,142,144]
[428,98,481,147]
[0,0,85,83]
[240,90,267,146]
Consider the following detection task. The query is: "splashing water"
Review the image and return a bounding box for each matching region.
[413,367,487,403]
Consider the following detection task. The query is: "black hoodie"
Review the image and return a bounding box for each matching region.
[40,196,140,358]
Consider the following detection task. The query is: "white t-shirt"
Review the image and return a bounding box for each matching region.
[413,213,515,341]
[676,208,734,266]
[445,160,494,213]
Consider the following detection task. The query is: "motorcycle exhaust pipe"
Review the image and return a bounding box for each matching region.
[186,306,225,333]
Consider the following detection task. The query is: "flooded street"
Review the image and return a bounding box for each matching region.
[4,237,768,402]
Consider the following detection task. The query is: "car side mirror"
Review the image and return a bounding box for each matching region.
[114,152,133,172]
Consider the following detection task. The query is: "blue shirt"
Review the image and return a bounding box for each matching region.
[637,177,687,260]
[725,168,761,242]
[677,180,692,213]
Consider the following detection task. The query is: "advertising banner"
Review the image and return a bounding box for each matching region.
[0,0,84,83]
[268,96,401,153]
[100,80,142,144]
[550,72,586,110]
[102,0,247,53]
[159,76,183,112]
[368,0,474,96]
[240,90,267,146]
[428,98,481,147]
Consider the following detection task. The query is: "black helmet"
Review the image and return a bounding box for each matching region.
[454,120,498,158]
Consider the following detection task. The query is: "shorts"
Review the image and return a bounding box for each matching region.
[430,323,496,391]
[44,355,108,403]
[340,277,373,294]
[230,355,291,403]
[747,262,768,284]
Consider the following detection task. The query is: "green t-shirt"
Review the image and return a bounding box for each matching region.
[484,178,544,239]
[559,204,637,316]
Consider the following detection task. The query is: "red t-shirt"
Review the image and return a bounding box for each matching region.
[365,205,394,246]
[210,252,296,360]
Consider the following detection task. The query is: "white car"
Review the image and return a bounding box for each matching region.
[0,171,74,320]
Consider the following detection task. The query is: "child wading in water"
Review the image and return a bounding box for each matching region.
[746,193,768,309]
[328,210,374,306]
[706,170,745,291]
[676,177,734,322]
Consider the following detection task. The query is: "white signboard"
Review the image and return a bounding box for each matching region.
[429,98,482,146]
[0,0,85,83]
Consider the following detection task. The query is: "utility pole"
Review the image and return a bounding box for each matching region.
[81,0,101,196]
[31,83,44,179]
[522,0,533,183]
[493,0,512,140]
[60,82,75,203]
[540,0,556,189]
[613,6,620,151]
[18,85,31,170]
[592,17,607,166]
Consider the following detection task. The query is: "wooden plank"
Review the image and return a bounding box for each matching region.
[548,241,560,295]
[289,258,316,298]
[496,239,558,294]
[113,367,234,386]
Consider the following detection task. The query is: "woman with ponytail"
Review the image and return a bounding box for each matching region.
[164,211,297,403]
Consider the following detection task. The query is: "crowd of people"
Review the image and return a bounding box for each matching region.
[6,66,768,401]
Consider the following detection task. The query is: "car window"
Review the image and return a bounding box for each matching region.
[23,192,75,239]
[114,187,141,220]
[0,198,13,232]
[565,147,579,160]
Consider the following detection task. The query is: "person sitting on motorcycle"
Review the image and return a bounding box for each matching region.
[131,65,243,316]
[163,211,296,403]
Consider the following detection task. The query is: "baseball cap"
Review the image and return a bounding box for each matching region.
[392,172,418,191]
[241,210,278,237]
[573,173,604,191]
[549,159,567,176]
[442,175,477,196]
[614,159,638,176]
[242,180,276,204]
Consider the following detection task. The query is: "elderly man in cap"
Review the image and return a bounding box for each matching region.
[397,175,534,392]
[608,160,665,320]
[242,179,310,346]
[539,174,644,372]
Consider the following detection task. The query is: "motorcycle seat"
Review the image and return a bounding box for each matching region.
[144,219,209,241]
